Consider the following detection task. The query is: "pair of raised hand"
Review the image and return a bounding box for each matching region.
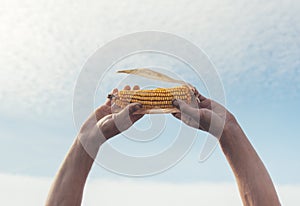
[49,85,281,206]
[80,85,235,142]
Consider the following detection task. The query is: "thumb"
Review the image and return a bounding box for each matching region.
[113,103,142,132]
[126,103,143,115]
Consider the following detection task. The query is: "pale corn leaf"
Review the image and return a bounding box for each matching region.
[117,68,186,84]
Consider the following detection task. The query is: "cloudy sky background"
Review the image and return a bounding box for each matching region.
[0,0,300,205]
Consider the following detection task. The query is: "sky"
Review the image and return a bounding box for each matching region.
[0,0,300,205]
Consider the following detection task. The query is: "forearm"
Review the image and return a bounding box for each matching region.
[45,100,141,205]
[220,119,280,206]
[46,138,99,206]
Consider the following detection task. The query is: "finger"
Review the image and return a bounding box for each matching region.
[123,85,131,90]
[192,87,207,102]
[171,112,181,120]
[125,103,144,123]
[105,88,118,106]
[131,113,144,123]
[115,103,142,121]
[190,86,213,111]
[113,103,143,132]
[199,99,212,109]
[173,99,216,131]
[127,103,143,114]
[133,85,140,90]
[172,99,204,123]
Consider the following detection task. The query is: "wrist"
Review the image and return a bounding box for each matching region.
[77,125,107,159]
[220,114,240,144]
[219,114,248,156]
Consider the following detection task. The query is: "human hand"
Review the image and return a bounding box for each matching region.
[78,85,143,143]
[172,87,236,138]
[97,85,144,139]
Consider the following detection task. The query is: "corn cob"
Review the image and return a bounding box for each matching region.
[108,85,193,114]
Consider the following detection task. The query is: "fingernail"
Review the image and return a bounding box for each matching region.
[107,94,114,100]
[172,99,179,107]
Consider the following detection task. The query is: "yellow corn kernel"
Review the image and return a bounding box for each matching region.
[109,85,192,111]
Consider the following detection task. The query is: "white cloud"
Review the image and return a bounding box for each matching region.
[0,173,299,206]
[0,173,51,206]
[0,0,299,118]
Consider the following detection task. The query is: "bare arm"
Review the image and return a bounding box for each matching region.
[172,89,280,206]
[45,139,96,206]
[46,86,143,206]
[220,119,280,205]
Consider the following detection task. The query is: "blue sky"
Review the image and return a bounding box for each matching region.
[0,0,300,205]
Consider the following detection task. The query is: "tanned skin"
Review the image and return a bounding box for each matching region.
[46,85,280,206]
